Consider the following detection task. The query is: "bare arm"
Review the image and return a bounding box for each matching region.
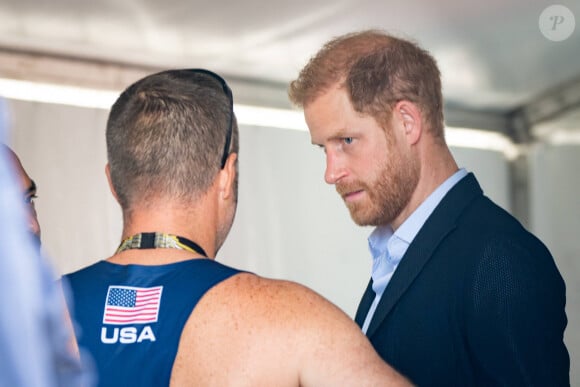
[171,273,412,386]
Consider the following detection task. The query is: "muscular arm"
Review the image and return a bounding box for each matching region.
[291,280,411,387]
[171,273,411,387]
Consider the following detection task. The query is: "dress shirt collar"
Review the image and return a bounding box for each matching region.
[367,168,468,296]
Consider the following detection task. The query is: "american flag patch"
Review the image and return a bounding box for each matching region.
[103,286,163,325]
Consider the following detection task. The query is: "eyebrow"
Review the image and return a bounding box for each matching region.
[311,128,353,146]
[26,180,37,195]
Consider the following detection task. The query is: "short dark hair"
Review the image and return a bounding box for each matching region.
[289,30,444,140]
[106,69,239,211]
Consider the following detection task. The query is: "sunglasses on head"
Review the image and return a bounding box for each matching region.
[186,68,234,169]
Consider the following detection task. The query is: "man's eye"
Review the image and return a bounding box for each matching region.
[343,137,354,145]
[25,195,37,205]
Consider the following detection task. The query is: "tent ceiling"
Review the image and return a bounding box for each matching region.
[0,0,578,138]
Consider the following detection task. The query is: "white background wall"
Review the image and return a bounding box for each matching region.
[530,144,580,385]
[5,99,578,384]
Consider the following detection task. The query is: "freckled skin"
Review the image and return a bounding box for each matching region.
[102,151,411,386]
[170,273,411,386]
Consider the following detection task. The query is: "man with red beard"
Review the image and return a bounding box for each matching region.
[289,30,569,386]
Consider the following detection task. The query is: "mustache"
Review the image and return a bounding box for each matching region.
[336,181,366,197]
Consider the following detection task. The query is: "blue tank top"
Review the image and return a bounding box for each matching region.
[65,258,242,387]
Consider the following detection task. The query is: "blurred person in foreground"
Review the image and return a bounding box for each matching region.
[63,69,411,387]
[2,144,41,245]
[0,103,85,386]
[288,29,569,386]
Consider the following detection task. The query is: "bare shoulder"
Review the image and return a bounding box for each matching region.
[171,273,411,386]
[192,273,364,344]
[214,273,350,322]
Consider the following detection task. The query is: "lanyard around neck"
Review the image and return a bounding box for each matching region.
[115,232,207,257]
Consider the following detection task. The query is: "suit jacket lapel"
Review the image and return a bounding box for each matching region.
[354,280,375,327]
[365,173,483,338]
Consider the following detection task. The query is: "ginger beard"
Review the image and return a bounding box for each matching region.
[336,136,420,227]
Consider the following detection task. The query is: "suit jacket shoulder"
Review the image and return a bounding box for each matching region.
[361,173,569,386]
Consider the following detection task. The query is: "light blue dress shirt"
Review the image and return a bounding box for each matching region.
[361,168,468,333]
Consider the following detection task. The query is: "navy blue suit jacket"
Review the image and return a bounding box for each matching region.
[355,173,569,386]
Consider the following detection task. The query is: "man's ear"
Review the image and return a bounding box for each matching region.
[394,100,422,145]
[218,152,237,200]
[105,164,120,203]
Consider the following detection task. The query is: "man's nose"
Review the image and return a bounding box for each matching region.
[324,150,347,185]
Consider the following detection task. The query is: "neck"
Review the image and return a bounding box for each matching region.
[116,232,208,256]
[391,143,458,230]
[114,200,219,264]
